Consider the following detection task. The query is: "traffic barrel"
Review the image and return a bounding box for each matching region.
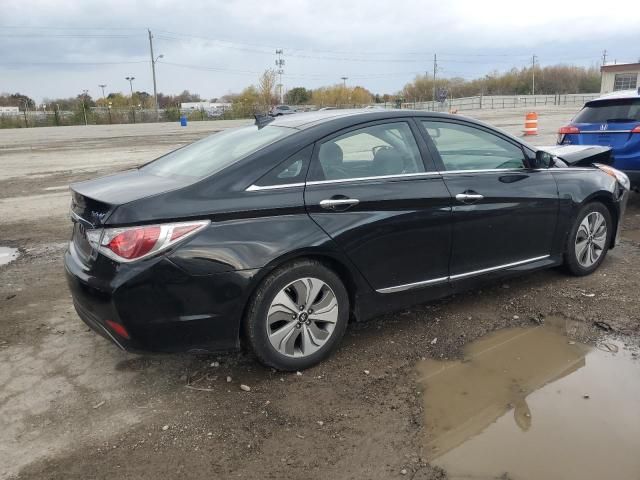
[524,112,538,135]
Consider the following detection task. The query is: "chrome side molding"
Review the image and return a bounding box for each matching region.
[376,255,550,294]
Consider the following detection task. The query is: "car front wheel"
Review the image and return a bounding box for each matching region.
[564,202,612,276]
[244,260,349,370]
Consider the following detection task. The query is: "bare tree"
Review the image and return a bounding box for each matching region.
[257,69,277,111]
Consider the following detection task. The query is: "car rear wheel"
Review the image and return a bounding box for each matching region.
[564,202,612,276]
[244,260,349,370]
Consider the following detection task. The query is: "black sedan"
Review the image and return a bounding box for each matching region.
[65,110,630,370]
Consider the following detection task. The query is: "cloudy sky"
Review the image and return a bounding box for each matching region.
[2,0,638,102]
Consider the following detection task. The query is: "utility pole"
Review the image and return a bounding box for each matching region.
[531,55,536,95]
[601,49,608,66]
[125,76,136,124]
[148,29,161,121]
[275,49,285,103]
[98,84,107,100]
[22,99,29,127]
[432,53,437,103]
[82,89,88,126]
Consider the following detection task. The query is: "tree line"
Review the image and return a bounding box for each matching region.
[1,64,602,115]
[400,65,601,103]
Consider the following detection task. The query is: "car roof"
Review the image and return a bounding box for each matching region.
[590,88,640,102]
[269,109,469,130]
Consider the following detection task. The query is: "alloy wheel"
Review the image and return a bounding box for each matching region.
[574,211,607,268]
[266,277,339,358]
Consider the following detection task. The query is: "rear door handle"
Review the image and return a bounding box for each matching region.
[455,193,484,203]
[320,198,360,210]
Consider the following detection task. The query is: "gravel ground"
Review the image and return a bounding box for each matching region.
[1,108,638,480]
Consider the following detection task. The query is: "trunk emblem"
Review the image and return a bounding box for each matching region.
[599,124,608,131]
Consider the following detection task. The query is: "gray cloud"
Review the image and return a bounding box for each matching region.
[1,0,637,101]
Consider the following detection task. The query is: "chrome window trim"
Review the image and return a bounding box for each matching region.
[246,182,305,192]
[306,171,441,186]
[376,255,550,294]
[246,167,594,190]
[441,168,528,175]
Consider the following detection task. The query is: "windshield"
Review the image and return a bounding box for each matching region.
[573,99,640,123]
[142,125,295,179]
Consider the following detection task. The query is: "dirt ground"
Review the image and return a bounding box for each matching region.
[1,108,639,480]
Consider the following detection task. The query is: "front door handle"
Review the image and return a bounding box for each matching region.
[320,198,360,210]
[455,193,484,204]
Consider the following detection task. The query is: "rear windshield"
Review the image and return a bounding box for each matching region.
[573,99,640,123]
[142,125,295,179]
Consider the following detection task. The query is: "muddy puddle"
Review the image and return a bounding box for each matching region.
[417,320,640,480]
[0,246,19,266]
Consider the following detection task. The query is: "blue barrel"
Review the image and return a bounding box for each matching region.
[180,115,187,127]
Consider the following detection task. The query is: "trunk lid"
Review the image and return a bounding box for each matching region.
[69,169,192,264]
[70,169,191,227]
[575,120,639,150]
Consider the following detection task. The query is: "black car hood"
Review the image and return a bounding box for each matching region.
[70,169,191,226]
[538,145,613,166]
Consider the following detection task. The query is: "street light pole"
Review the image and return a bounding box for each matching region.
[125,76,136,124]
[98,84,107,100]
[148,29,163,121]
[82,89,88,126]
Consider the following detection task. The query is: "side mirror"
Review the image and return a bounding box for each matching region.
[535,150,555,169]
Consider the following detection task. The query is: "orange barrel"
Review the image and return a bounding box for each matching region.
[524,112,538,135]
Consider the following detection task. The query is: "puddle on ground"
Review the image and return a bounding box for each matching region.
[0,247,19,266]
[417,320,640,480]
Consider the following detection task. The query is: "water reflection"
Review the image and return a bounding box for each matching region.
[417,321,640,480]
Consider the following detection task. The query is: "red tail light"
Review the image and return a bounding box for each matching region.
[632,126,640,133]
[558,126,580,135]
[108,226,161,259]
[105,320,130,339]
[94,220,210,262]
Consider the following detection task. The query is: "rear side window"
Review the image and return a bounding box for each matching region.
[254,145,312,187]
[573,99,640,123]
[311,122,424,181]
[142,125,295,179]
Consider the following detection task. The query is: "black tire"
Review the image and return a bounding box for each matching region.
[243,259,349,370]
[564,201,612,276]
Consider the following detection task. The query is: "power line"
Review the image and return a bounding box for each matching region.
[0,60,148,65]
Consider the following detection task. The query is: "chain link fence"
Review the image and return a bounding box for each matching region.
[1,93,601,128]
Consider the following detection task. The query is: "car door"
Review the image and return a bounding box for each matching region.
[418,119,559,278]
[304,119,453,293]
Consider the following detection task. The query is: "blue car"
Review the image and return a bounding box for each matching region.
[558,88,640,190]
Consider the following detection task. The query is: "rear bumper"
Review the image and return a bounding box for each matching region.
[64,245,258,353]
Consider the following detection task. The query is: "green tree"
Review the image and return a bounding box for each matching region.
[285,87,311,105]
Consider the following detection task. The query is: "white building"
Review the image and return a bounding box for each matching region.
[0,106,20,115]
[180,102,231,111]
[600,62,640,94]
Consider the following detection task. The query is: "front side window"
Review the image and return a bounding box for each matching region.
[313,122,424,181]
[613,73,638,91]
[143,125,295,179]
[422,121,526,171]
